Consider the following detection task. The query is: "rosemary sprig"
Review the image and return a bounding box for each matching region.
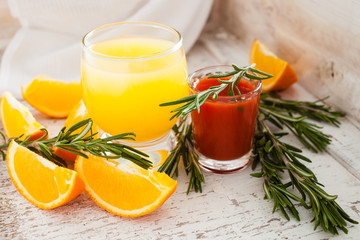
[159,64,273,120]
[0,119,152,169]
[259,93,345,153]
[252,95,358,234]
[158,116,205,194]
[260,92,345,127]
[158,62,357,234]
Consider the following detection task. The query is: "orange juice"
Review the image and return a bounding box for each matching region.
[81,36,188,142]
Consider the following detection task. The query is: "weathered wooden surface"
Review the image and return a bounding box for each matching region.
[212,0,360,126]
[1,1,360,239]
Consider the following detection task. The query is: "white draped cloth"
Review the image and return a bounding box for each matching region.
[0,0,213,97]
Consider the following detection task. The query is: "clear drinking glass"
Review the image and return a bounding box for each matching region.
[81,22,188,158]
[189,65,262,173]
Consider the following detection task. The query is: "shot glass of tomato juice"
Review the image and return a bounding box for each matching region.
[189,65,261,173]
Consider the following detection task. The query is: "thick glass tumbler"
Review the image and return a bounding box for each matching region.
[189,65,261,173]
[81,22,188,154]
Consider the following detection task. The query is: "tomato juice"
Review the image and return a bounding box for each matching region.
[190,70,261,165]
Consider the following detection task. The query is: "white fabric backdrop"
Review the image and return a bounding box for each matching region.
[0,0,213,97]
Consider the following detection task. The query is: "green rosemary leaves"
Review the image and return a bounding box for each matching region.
[159,64,273,120]
[252,93,357,234]
[158,116,204,194]
[0,119,152,169]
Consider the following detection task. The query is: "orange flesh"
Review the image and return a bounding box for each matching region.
[13,147,60,202]
[53,100,100,161]
[0,92,46,141]
[7,141,85,209]
[250,40,297,91]
[75,154,177,217]
[22,76,82,118]
[81,158,161,210]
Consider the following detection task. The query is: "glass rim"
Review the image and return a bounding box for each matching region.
[82,21,183,61]
[188,65,262,100]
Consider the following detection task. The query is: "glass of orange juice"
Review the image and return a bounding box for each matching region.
[81,22,188,162]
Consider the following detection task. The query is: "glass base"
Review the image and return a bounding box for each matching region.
[197,149,251,174]
[104,131,175,169]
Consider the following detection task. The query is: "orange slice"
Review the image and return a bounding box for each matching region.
[0,92,47,141]
[6,141,85,209]
[75,154,177,217]
[250,40,298,92]
[21,75,82,118]
[53,100,100,161]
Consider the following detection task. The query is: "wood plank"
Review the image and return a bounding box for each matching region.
[1,143,359,239]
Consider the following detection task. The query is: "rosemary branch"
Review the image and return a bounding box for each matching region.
[260,92,345,127]
[252,94,358,234]
[0,119,152,169]
[158,62,357,234]
[158,116,204,194]
[259,92,345,153]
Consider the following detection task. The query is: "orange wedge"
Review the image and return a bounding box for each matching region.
[0,92,47,141]
[250,40,298,92]
[75,154,177,217]
[6,141,85,209]
[53,100,100,161]
[21,75,82,118]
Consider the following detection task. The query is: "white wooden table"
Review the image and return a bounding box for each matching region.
[0,4,359,240]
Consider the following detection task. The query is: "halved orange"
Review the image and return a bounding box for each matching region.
[21,75,82,118]
[250,40,298,92]
[0,92,47,141]
[53,100,100,161]
[6,141,85,209]
[75,154,177,217]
